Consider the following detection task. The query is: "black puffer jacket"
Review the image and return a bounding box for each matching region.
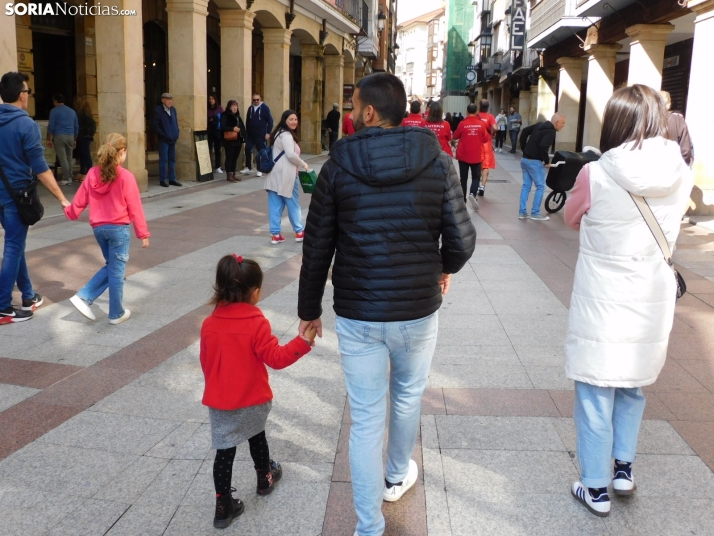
[298,126,476,322]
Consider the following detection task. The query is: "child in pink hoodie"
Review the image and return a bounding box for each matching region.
[64,133,150,325]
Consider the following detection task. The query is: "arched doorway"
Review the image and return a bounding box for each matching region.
[143,20,167,152]
[207,5,221,103]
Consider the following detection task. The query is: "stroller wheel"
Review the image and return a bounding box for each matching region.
[545,191,567,213]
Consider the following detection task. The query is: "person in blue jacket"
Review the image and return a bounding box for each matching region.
[0,72,69,323]
[240,93,273,177]
[151,92,182,187]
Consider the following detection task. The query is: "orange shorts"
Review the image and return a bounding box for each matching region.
[482,141,495,169]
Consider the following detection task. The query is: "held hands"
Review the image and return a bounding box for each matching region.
[439,273,451,295]
[302,323,318,346]
[299,318,323,347]
[142,238,150,248]
[60,199,71,208]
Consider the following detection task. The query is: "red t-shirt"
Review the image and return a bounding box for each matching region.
[402,113,427,127]
[342,115,355,136]
[425,120,453,156]
[453,116,491,164]
[477,113,497,138]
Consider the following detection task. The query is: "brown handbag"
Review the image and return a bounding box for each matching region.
[223,130,238,141]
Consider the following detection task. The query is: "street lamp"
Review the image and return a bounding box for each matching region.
[468,40,477,57]
[377,12,386,32]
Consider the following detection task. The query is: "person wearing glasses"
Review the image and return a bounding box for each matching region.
[0,72,70,323]
[240,94,274,177]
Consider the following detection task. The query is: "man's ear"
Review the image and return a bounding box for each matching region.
[363,104,375,125]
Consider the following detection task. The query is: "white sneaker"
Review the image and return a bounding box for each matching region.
[215,168,224,174]
[239,168,251,175]
[612,463,637,496]
[109,309,131,325]
[383,459,418,502]
[468,193,479,211]
[60,180,71,185]
[70,295,96,321]
[256,171,263,177]
[571,481,610,517]
[530,214,550,221]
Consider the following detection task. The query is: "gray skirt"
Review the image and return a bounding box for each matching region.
[209,401,272,450]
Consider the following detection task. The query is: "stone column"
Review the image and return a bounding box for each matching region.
[536,71,557,122]
[300,44,324,155]
[95,0,148,190]
[219,9,254,112]
[582,43,622,149]
[14,16,34,114]
[344,59,355,85]
[262,28,291,115]
[166,0,208,182]
[625,24,673,90]
[0,15,18,77]
[324,54,344,140]
[556,57,585,152]
[529,84,538,125]
[686,0,714,215]
[518,89,531,128]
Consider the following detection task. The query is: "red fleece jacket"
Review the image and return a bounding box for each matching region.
[200,302,311,410]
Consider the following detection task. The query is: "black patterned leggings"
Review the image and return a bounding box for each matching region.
[213,431,270,495]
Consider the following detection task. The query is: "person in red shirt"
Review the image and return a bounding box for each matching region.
[477,99,497,197]
[425,101,453,156]
[402,100,426,127]
[64,133,150,325]
[342,113,355,136]
[200,255,317,529]
[453,103,491,210]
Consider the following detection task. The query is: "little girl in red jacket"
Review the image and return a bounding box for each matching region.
[200,254,317,529]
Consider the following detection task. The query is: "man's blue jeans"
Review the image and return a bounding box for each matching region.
[0,194,34,310]
[519,157,546,216]
[267,179,304,236]
[76,225,130,320]
[245,136,267,170]
[158,142,176,184]
[574,381,646,489]
[336,312,438,536]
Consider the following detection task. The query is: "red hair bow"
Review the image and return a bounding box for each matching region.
[233,254,243,263]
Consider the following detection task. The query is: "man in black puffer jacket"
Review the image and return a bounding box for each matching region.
[297,73,475,536]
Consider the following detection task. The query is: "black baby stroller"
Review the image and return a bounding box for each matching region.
[544,149,601,213]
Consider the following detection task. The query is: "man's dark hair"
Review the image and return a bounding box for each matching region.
[355,73,407,127]
[600,84,669,154]
[0,71,29,103]
[479,99,489,113]
[53,93,65,103]
[466,103,478,114]
[409,101,421,114]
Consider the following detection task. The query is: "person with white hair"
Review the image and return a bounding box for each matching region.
[326,103,341,149]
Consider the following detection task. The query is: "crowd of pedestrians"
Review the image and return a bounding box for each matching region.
[0,68,697,535]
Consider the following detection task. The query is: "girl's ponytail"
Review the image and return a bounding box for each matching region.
[97,133,127,184]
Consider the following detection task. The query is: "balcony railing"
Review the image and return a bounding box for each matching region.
[361,0,369,34]
[334,0,361,24]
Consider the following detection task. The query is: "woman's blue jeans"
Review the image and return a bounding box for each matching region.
[574,381,646,489]
[336,312,438,536]
[267,178,304,236]
[77,225,130,320]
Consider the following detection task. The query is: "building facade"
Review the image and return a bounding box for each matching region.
[0,0,397,191]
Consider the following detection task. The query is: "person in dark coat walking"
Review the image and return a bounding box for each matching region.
[207,94,224,173]
[74,96,96,183]
[152,92,182,187]
[240,93,273,177]
[297,73,476,536]
[325,103,341,149]
[221,100,246,183]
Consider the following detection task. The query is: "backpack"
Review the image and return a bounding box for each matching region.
[256,146,285,173]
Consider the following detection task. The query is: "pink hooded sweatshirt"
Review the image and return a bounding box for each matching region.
[64,166,150,239]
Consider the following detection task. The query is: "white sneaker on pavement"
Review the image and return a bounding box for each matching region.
[109,309,131,325]
[257,171,263,177]
[239,168,251,175]
[468,193,479,211]
[70,295,96,321]
[530,214,550,221]
[571,481,610,517]
[215,168,224,174]
[383,459,418,502]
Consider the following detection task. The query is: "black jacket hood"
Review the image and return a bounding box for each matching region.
[328,126,442,186]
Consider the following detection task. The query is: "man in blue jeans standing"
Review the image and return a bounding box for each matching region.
[297,73,476,536]
[240,93,273,177]
[152,92,182,187]
[518,112,566,221]
[0,72,70,323]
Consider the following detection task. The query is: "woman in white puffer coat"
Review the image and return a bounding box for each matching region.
[563,85,692,518]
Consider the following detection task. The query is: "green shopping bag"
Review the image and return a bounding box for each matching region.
[299,170,318,194]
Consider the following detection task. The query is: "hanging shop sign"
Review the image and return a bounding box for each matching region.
[510,0,526,51]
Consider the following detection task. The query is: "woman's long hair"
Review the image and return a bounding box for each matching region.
[208,93,218,110]
[270,110,299,145]
[600,84,670,153]
[97,133,126,184]
[427,102,443,124]
[74,95,92,117]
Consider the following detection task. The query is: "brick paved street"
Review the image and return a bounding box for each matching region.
[1,152,713,535]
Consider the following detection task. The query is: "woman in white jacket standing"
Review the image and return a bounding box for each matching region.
[265,110,309,245]
[563,85,692,518]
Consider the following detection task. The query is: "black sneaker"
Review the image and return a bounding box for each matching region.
[213,488,245,529]
[0,307,33,324]
[477,185,485,196]
[21,293,43,311]
[256,460,283,495]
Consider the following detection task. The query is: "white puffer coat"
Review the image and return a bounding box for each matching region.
[565,137,693,387]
